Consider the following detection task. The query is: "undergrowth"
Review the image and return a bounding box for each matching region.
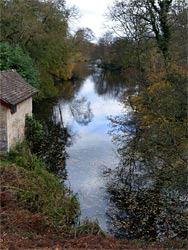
[1,142,80,227]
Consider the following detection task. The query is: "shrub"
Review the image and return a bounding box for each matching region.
[25,114,44,149]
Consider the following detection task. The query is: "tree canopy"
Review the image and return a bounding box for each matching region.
[0,42,39,88]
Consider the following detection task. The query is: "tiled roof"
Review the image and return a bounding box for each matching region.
[0,70,39,105]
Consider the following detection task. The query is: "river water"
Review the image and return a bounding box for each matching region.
[34,62,128,232]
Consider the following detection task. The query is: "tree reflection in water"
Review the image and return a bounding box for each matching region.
[69,97,93,126]
[33,90,94,176]
[92,69,128,99]
[33,99,72,177]
[103,114,188,241]
[57,79,94,126]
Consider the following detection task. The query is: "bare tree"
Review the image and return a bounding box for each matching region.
[106,0,187,60]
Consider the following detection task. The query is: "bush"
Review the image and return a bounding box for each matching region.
[25,114,44,148]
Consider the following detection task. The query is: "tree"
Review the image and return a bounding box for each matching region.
[70,28,95,62]
[96,32,114,68]
[169,0,188,67]
[106,0,184,61]
[0,0,72,97]
[0,0,96,98]
[0,42,39,88]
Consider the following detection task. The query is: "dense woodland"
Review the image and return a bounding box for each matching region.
[0,0,188,244]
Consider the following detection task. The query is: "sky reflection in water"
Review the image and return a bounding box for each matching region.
[54,66,126,231]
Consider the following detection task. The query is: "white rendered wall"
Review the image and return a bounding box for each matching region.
[7,98,32,151]
[0,104,8,152]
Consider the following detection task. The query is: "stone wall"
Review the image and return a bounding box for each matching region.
[0,104,8,152]
[7,98,33,151]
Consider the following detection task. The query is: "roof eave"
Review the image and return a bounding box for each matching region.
[0,99,12,109]
[0,91,38,108]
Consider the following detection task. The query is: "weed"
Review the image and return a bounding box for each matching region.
[72,218,104,237]
[27,232,37,238]
[8,214,16,218]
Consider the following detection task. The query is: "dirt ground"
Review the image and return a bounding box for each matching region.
[1,191,187,250]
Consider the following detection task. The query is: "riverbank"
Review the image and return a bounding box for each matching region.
[1,192,187,250]
[1,144,187,249]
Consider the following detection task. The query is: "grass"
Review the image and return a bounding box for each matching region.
[72,218,104,237]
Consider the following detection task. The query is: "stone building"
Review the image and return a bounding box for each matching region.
[0,70,38,152]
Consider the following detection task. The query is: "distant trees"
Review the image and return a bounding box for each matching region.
[96,32,114,68]
[71,28,96,62]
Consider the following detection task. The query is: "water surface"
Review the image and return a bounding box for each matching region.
[34,63,128,231]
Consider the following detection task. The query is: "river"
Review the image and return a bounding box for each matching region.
[34,62,128,233]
